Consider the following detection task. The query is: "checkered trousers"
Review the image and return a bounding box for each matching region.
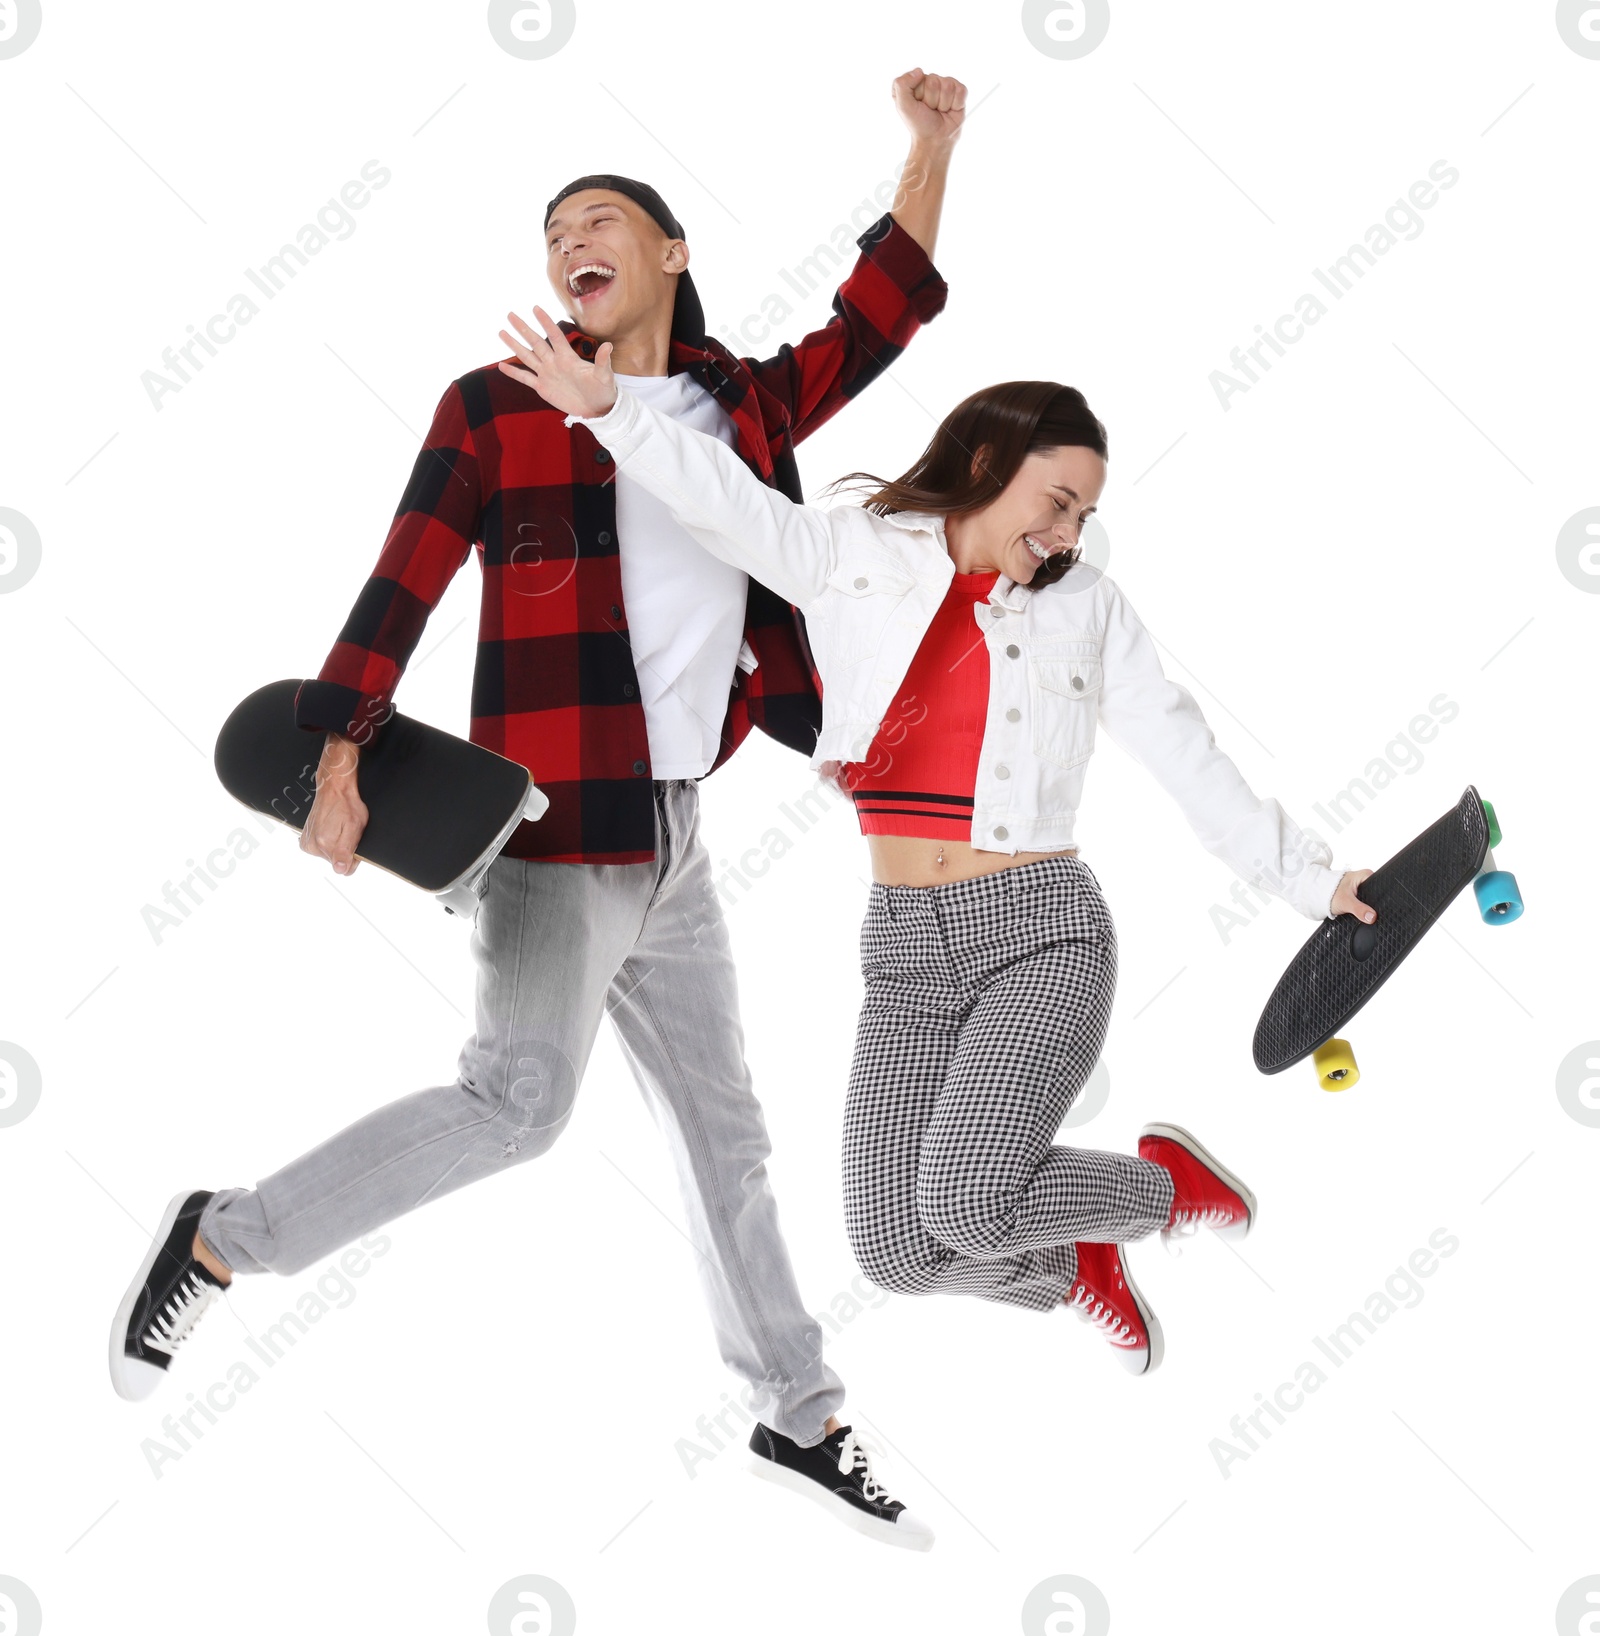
[843,855,1174,1312]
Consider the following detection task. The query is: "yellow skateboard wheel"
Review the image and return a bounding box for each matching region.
[1312,1037,1359,1091]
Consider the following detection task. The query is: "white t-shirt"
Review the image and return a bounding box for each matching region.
[610,371,751,779]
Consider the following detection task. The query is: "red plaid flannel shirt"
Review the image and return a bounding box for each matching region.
[295,212,946,863]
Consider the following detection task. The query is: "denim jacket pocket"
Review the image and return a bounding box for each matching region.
[1029,650,1103,770]
[820,561,918,670]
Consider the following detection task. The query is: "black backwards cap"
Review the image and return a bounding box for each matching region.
[543,173,706,346]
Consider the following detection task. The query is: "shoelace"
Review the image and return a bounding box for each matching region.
[836,1430,897,1506]
[1162,1203,1236,1259]
[1066,1285,1134,1342]
[143,1269,222,1356]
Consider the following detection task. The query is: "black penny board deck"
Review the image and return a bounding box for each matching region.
[214,679,543,895]
[1252,786,1490,1075]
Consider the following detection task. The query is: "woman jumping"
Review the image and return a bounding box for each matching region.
[499,309,1374,1375]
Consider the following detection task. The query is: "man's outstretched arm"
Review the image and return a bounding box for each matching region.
[738,67,965,445]
[884,67,965,261]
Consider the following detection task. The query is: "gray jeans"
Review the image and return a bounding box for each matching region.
[199,779,844,1446]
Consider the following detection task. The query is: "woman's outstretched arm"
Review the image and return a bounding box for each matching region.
[1096,578,1372,922]
[497,307,836,609]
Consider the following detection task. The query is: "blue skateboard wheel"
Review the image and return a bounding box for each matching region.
[1474,869,1523,924]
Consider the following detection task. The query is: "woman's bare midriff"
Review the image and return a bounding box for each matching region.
[866,834,1078,888]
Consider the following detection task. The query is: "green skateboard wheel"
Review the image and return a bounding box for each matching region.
[1481,798,1502,850]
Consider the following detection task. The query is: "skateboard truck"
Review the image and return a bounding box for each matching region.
[436,781,552,918]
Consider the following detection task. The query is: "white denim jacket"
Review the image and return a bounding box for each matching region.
[573,388,1341,920]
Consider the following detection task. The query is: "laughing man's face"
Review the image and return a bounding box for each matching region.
[544,189,687,343]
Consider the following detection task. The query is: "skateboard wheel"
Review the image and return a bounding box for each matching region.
[1474,869,1523,924]
[1480,798,1502,850]
[1312,1037,1359,1091]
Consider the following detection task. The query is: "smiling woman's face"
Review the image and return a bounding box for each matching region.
[971,445,1106,584]
[543,189,687,341]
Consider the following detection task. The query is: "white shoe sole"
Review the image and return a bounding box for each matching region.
[108,1188,203,1402]
[746,1455,935,1551]
[1118,1252,1165,1375]
[1140,1122,1258,1240]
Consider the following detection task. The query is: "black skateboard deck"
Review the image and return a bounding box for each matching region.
[1253,786,1494,1079]
[214,679,547,912]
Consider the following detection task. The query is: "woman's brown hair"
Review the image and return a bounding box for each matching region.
[828,380,1108,587]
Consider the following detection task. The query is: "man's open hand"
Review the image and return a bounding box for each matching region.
[498,306,617,420]
[892,69,967,151]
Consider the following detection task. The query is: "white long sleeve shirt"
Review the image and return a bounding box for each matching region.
[570,387,1342,920]
[609,371,750,778]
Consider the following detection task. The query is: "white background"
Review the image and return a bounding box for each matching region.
[2,2,1597,1632]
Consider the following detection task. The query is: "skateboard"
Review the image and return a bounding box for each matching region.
[1252,785,1523,1090]
[214,679,549,916]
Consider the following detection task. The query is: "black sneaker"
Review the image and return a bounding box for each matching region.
[109,1189,228,1401]
[747,1422,934,1550]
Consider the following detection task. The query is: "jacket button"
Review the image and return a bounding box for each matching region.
[594,449,612,464]
[599,530,613,546]
[623,682,636,697]
[989,605,1005,619]
[1005,644,1020,659]
[610,605,623,620]
[994,825,1009,841]
[1005,707,1021,722]
[632,759,647,775]
[995,764,1010,780]
[854,576,868,589]
[1071,674,1085,691]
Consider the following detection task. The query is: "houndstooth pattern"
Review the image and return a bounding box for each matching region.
[843,855,1174,1313]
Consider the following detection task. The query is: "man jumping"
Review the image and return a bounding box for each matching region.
[111,68,965,1551]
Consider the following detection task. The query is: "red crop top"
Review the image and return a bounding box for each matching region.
[843,570,999,839]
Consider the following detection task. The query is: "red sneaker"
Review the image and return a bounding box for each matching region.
[1064,1241,1164,1376]
[1138,1123,1257,1244]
